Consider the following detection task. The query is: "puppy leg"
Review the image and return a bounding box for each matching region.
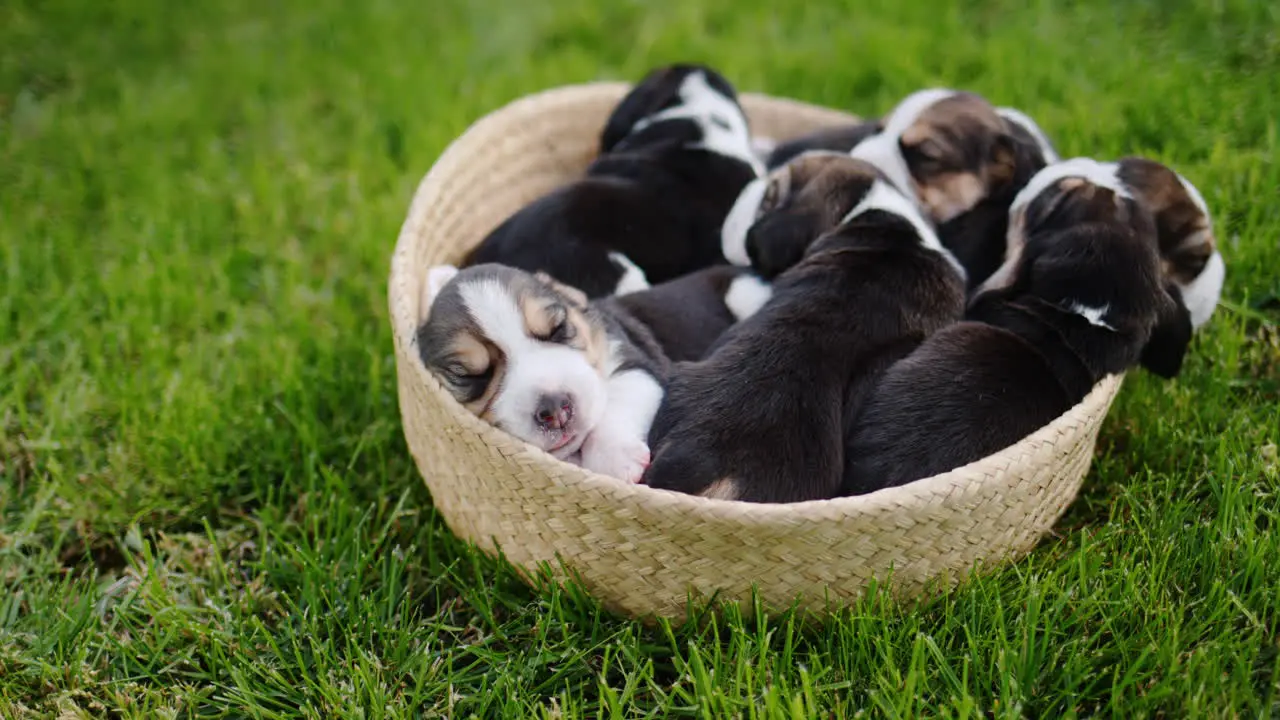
[580,369,663,482]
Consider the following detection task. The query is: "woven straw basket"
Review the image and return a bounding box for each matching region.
[388,81,1125,622]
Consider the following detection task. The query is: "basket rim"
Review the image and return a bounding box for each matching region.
[388,81,1125,523]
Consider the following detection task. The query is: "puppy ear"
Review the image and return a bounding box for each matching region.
[534,271,590,308]
[745,210,824,279]
[1139,284,1194,378]
[609,117,701,154]
[600,69,679,153]
[986,132,1018,188]
[420,264,459,321]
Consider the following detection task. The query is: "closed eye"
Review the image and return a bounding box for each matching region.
[534,304,575,344]
[709,114,733,131]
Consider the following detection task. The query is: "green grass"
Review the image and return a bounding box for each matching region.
[2,0,1279,716]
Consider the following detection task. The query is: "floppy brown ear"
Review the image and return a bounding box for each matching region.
[1139,284,1194,378]
[534,271,590,308]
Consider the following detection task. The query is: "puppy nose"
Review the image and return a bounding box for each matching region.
[534,393,574,430]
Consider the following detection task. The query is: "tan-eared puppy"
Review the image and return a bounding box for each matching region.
[416,264,772,482]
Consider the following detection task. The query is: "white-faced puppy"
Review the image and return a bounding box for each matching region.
[416,263,771,482]
[1113,157,1224,329]
[463,64,762,299]
[843,166,1192,495]
[847,89,1052,289]
[417,264,666,482]
[642,180,967,503]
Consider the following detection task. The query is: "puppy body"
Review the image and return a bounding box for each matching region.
[644,181,967,503]
[843,171,1192,494]
[603,265,772,363]
[464,65,761,299]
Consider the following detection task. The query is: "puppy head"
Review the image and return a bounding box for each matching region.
[805,178,968,282]
[721,152,887,277]
[598,64,758,170]
[850,89,1018,224]
[416,264,611,458]
[1115,157,1223,329]
[981,171,1193,377]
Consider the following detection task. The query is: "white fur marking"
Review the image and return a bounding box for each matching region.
[721,177,768,266]
[842,180,967,282]
[849,132,918,203]
[631,71,764,176]
[751,135,778,162]
[724,274,773,321]
[996,107,1060,164]
[1181,250,1225,329]
[421,264,460,319]
[1009,158,1133,220]
[1068,302,1116,331]
[458,279,607,458]
[608,252,651,295]
[580,369,663,482]
[1176,171,1212,224]
[880,88,960,136]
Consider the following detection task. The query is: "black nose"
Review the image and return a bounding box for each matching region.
[534,393,574,431]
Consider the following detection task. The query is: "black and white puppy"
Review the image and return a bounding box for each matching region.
[643,177,968,503]
[721,151,917,278]
[984,157,1225,331]
[463,64,763,299]
[843,161,1192,495]
[847,88,1053,289]
[416,263,771,482]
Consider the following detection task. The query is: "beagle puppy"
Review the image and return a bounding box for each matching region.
[464,63,763,298]
[416,263,770,482]
[643,177,967,503]
[843,161,1193,495]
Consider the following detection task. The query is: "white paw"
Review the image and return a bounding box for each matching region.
[580,432,651,483]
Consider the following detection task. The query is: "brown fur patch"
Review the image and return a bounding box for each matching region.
[1116,157,1216,284]
[899,92,1014,222]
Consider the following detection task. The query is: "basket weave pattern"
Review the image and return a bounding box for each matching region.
[388,82,1124,620]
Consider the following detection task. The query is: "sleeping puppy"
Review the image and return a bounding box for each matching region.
[721,151,905,278]
[643,178,968,503]
[416,264,770,482]
[843,162,1192,494]
[987,156,1225,330]
[848,89,1053,289]
[463,63,763,299]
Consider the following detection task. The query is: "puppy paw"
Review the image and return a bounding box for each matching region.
[580,433,650,483]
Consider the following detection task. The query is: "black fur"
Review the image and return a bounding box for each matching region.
[464,64,759,298]
[643,208,966,503]
[601,266,755,363]
[842,180,1192,495]
[764,121,882,169]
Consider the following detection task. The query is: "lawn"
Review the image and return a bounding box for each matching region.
[2,0,1279,716]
